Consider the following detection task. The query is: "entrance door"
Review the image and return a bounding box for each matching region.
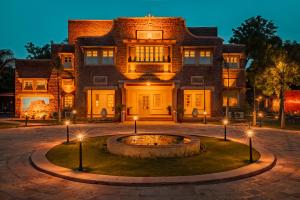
[139,95,150,115]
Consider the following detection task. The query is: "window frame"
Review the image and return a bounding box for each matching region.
[183,49,196,65]
[93,76,108,85]
[60,53,74,70]
[35,80,47,91]
[223,55,240,68]
[84,50,100,65]
[223,91,240,107]
[199,50,213,65]
[101,49,115,65]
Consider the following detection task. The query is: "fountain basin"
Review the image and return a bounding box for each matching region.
[107,133,201,158]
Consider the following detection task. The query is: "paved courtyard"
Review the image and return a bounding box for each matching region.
[0,122,300,200]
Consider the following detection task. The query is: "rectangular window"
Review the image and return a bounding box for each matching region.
[102,49,114,64]
[133,46,166,62]
[93,76,108,85]
[224,56,239,68]
[195,94,204,108]
[107,94,114,108]
[183,50,196,64]
[64,95,73,108]
[199,50,213,65]
[62,54,73,69]
[153,94,162,109]
[23,80,33,91]
[85,50,99,65]
[191,76,204,85]
[223,91,239,107]
[184,94,192,108]
[223,78,237,87]
[36,80,47,91]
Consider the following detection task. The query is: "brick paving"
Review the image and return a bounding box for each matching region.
[0,122,300,200]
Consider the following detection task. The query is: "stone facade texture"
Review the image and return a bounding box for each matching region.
[15,16,246,120]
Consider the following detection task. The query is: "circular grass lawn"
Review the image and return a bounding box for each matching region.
[46,135,260,177]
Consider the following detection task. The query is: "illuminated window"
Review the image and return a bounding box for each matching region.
[107,94,114,108]
[36,80,47,91]
[153,94,161,109]
[195,94,204,108]
[199,50,212,64]
[183,50,196,64]
[224,56,240,68]
[134,46,165,62]
[64,95,73,108]
[23,80,33,91]
[85,50,99,65]
[102,49,114,64]
[184,94,192,108]
[61,54,73,69]
[223,91,239,107]
[223,78,237,87]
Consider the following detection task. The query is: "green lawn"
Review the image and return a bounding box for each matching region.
[46,136,260,177]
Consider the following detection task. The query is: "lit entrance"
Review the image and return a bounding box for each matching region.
[139,95,150,115]
[125,83,174,117]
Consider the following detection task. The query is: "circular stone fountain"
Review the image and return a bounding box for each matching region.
[107,134,201,158]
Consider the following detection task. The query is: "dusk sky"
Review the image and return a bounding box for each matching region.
[1,0,299,58]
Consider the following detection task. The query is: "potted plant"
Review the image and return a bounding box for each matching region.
[166,105,172,115]
[192,108,199,118]
[115,104,126,122]
[101,108,108,118]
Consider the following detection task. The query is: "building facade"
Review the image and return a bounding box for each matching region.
[15,16,246,121]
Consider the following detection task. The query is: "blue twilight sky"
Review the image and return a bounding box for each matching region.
[0,0,299,58]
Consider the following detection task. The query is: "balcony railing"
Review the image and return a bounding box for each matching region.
[127,62,171,73]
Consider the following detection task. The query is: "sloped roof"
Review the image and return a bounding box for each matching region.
[187,27,218,37]
[223,44,245,53]
[51,44,75,54]
[15,59,53,78]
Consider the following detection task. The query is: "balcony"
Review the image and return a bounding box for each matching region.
[127,62,172,73]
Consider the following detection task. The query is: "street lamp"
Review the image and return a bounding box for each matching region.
[203,111,207,124]
[223,118,229,141]
[25,112,28,127]
[65,120,70,143]
[258,112,263,127]
[77,134,84,171]
[246,129,255,163]
[133,116,138,133]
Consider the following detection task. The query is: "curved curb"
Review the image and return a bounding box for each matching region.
[29,136,276,186]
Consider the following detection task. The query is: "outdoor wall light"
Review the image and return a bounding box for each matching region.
[223,118,229,141]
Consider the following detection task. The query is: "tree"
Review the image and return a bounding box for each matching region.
[229,16,282,125]
[0,49,14,73]
[0,49,14,93]
[25,41,53,59]
[257,50,300,128]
